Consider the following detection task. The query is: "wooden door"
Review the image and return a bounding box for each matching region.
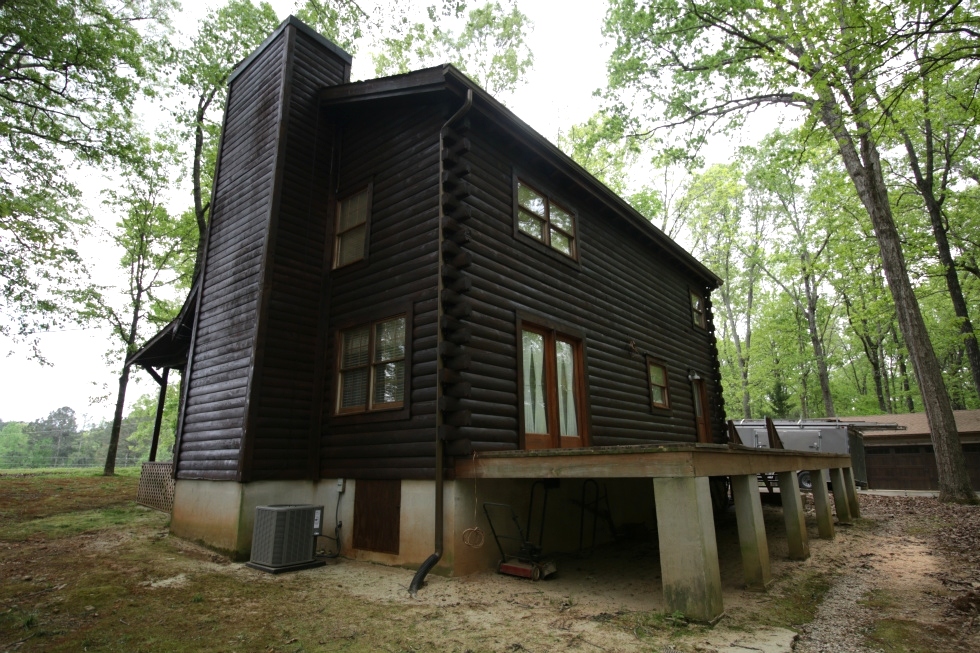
[352,479,401,554]
[693,379,710,443]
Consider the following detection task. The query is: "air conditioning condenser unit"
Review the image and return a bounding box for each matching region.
[246,504,326,574]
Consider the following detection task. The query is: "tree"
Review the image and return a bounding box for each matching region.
[557,111,688,236]
[883,58,980,400]
[0,420,28,467]
[604,0,977,502]
[94,137,196,476]
[371,1,533,96]
[123,386,180,461]
[682,163,762,419]
[0,0,174,350]
[174,0,281,279]
[22,406,78,467]
[745,132,842,417]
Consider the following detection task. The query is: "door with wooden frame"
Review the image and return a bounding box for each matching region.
[520,324,586,450]
[692,378,711,443]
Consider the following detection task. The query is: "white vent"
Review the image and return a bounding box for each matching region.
[250,505,321,568]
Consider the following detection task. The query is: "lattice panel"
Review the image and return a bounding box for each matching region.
[137,461,175,513]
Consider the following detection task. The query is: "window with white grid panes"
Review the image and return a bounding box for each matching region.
[516,179,577,258]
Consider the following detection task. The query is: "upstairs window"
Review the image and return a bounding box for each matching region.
[691,290,706,329]
[338,315,406,413]
[517,180,577,258]
[334,187,370,268]
[647,358,670,410]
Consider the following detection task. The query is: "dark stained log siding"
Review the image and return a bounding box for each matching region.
[176,32,288,481]
[318,102,444,480]
[176,21,351,481]
[455,115,724,453]
[244,27,351,482]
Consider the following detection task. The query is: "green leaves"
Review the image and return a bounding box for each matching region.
[97,135,196,355]
[372,1,533,96]
[0,0,175,351]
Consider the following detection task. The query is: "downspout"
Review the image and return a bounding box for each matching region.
[409,88,473,596]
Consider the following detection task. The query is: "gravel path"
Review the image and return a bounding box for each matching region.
[795,564,882,652]
[794,493,980,653]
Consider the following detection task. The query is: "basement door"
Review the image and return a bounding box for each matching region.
[352,479,401,554]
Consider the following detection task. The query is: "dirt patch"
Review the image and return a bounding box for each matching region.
[1,474,978,652]
[794,495,980,653]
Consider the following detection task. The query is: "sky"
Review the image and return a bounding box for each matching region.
[0,0,764,425]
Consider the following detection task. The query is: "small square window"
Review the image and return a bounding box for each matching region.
[516,179,576,258]
[334,187,370,268]
[647,358,670,410]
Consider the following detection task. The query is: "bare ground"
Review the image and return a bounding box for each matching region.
[1,473,979,652]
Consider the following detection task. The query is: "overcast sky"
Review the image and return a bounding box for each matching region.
[0,0,619,424]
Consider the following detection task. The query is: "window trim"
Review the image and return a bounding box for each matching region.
[330,302,413,423]
[512,174,581,265]
[332,182,373,270]
[690,288,707,329]
[517,314,589,450]
[645,356,671,411]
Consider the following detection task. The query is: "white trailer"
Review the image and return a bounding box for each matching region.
[733,420,868,489]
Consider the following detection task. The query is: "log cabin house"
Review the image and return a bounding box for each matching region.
[131,17,859,622]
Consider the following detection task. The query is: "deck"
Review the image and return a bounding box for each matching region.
[456,443,860,623]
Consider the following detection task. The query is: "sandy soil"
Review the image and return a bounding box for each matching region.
[3,487,979,652]
[222,492,980,652]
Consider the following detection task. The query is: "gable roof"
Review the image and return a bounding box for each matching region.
[319,64,723,289]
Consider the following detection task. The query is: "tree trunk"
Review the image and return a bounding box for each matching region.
[820,96,975,501]
[900,115,980,400]
[103,363,131,476]
[891,324,915,413]
[192,88,218,281]
[803,274,835,417]
[722,288,752,419]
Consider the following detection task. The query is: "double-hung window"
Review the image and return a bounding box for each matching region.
[520,324,585,449]
[516,180,577,258]
[647,358,670,410]
[338,315,406,413]
[334,187,370,268]
[690,290,706,329]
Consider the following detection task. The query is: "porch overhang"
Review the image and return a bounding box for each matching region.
[454,443,852,479]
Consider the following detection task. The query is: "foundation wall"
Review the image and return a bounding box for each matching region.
[171,477,656,571]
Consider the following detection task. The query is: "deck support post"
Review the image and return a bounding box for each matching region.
[842,467,861,518]
[653,476,724,623]
[731,474,771,590]
[776,471,809,560]
[808,469,835,539]
[829,468,852,524]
